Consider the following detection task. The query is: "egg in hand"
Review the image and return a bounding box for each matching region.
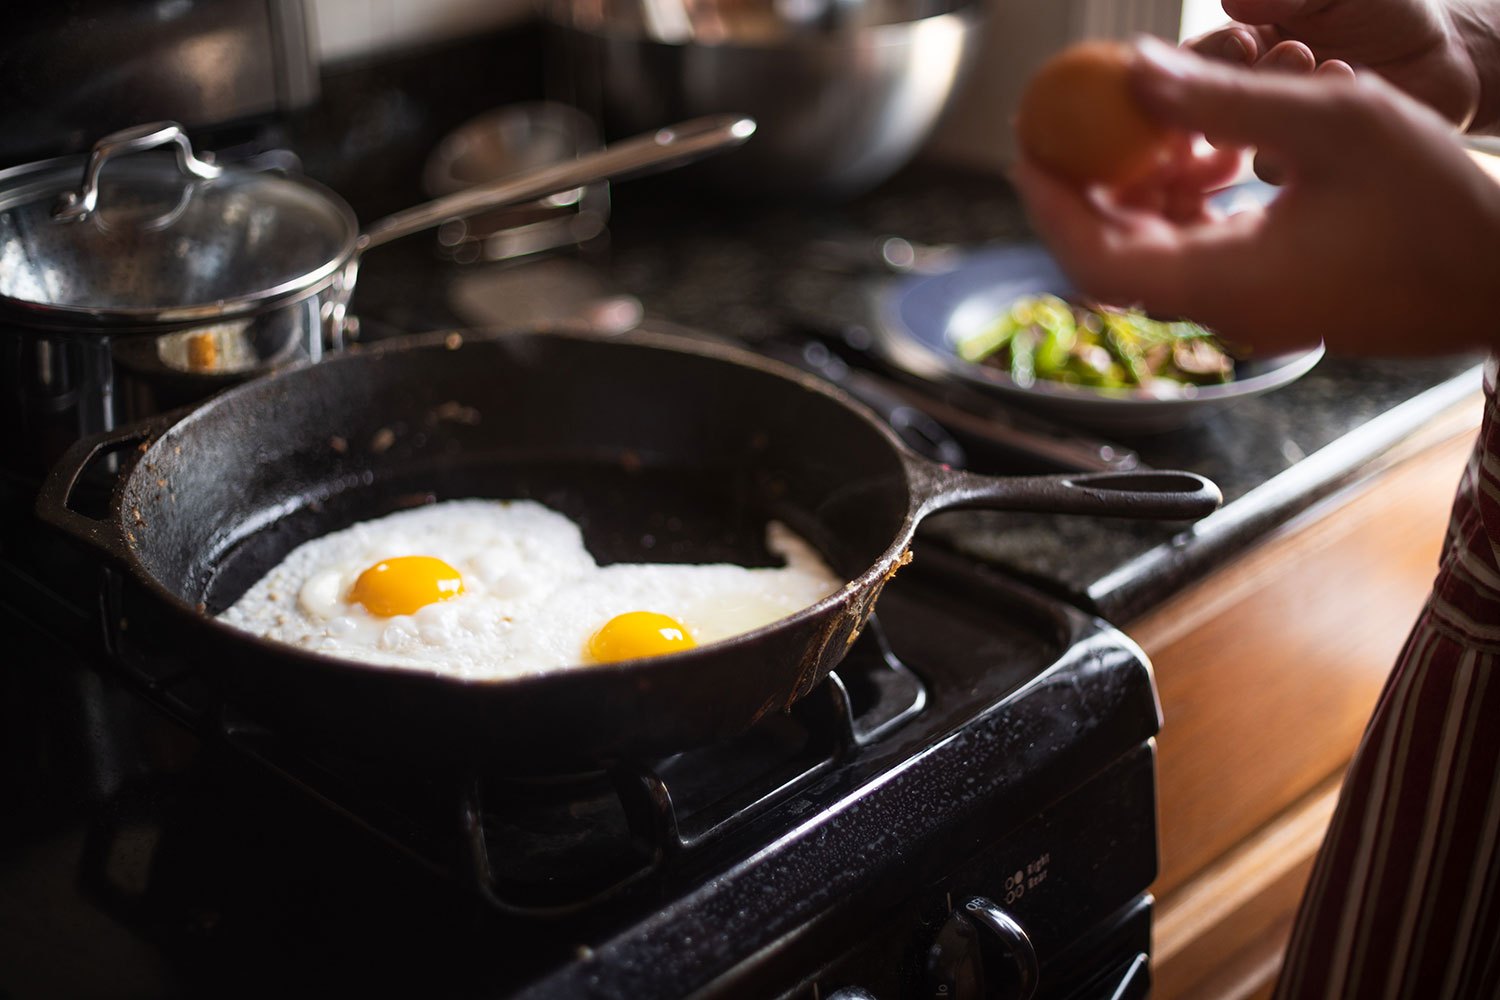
[1015,40,1179,187]
[219,499,842,679]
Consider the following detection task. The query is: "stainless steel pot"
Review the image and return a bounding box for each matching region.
[0,116,756,484]
[545,0,987,197]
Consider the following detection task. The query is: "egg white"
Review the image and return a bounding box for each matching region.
[217,499,844,679]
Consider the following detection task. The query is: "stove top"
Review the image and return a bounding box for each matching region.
[2,499,1160,998]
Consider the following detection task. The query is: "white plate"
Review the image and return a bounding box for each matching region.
[869,240,1324,435]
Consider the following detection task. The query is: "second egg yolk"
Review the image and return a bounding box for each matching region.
[350,556,465,617]
[588,611,697,663]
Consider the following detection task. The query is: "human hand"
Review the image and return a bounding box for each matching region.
[1010,37,1500,357]
[1186,0,1490,130]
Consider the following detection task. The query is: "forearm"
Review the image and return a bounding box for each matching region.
[1450,0,1500,132]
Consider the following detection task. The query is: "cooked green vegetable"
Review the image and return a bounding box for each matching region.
[954,294,1234,390]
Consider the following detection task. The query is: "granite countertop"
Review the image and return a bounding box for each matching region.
[298,27,1485,627]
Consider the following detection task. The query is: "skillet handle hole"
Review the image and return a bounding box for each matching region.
[57,437,146,521]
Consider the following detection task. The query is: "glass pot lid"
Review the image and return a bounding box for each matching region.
[0,122,359,328]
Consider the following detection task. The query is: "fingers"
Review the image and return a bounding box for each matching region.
[1250,54,1355,183]
[1246,40,1316,182]
[1012,153,1282,339]
[1258,39,1315,73]
[1011,156,1186,310]
[1130,35,1363,175]
[1186,23,1267,65]
[1009,158,1106,260]
[1115,136,1246,221]
[1189,29,1315,161]
[1181,5,1355,79]
[1009,157,1145,299]
[1163,137,1247,195]
[1013,128,1240,231]
[1315,58,1356,81]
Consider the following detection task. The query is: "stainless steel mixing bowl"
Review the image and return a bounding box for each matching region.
[544,0,988,198]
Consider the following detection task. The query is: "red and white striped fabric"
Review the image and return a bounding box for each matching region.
[1274,357,1500,999]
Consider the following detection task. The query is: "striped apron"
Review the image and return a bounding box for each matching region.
[1274,357,1500,999]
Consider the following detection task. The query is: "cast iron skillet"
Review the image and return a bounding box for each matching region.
[37,328,1219,772]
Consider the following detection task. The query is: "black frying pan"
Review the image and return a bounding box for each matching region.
[36,329,1218,771]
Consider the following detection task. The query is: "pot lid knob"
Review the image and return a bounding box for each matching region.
[53,121,222,223]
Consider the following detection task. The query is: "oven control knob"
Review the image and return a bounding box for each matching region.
[925,896,1040,1000]
[824,990,878,1000]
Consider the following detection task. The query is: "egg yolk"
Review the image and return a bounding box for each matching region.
[588,611,697,663]
[350,556,465,617]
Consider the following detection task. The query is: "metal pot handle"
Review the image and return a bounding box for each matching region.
[904,451,1222,521]
[53,121,223,222]
[355,114,757,253]
[34,410,187,564]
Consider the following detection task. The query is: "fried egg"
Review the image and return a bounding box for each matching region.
[218,499,843,679]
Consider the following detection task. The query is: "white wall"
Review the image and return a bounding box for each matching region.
[925,0,1187,173]
[1179,0,1230,40]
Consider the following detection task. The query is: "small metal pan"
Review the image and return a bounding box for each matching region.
[36,329,1219,772]
[0,115,754,484]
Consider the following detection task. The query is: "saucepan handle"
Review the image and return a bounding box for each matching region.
[356,114,758,254]
[34,410,188,565]
[905,451,1221,521]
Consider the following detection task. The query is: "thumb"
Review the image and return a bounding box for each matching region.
[1129,34,1362,177]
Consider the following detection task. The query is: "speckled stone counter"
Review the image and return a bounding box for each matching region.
[307,27,1485,627]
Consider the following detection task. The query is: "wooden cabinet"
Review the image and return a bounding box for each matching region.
[1126,400,1482,1000]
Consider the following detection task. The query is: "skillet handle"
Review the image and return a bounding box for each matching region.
[34,412,184,564]
[908,455,1222,521]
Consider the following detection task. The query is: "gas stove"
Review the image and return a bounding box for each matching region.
[2,503,1158,999]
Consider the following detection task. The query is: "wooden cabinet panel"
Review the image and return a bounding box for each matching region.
[1152,781,1337,1000]
[1129,410,1480,1000]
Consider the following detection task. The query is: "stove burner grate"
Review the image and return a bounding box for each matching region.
[97,597,927,916]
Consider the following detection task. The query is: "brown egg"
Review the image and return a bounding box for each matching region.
[1015,40,1177,186]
